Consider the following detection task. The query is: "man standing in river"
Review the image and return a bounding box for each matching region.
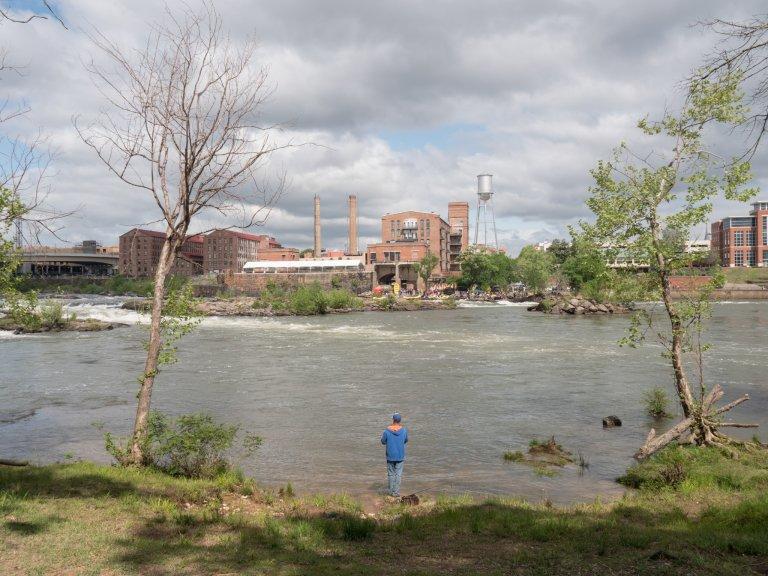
[381,413,408,498]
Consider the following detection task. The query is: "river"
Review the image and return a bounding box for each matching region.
[1,297,766,504]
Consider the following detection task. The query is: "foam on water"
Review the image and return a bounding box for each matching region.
[457,299,536,308]
[0,330,23,340]
[64,302,147,324]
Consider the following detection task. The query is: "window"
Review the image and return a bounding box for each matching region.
[370,252,377,263]
[763,251,768,265]
[735,231,745,246]
[734,251,744,266]
[746,231,755,246]
[748,250,756,266]
[763,216,767,246]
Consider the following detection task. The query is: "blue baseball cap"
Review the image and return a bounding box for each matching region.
[392,413,402,422]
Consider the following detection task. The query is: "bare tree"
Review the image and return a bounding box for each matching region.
[0,2,69,246]
[0,1,67,29]
[699,15,768,157]
[77,3,284,463]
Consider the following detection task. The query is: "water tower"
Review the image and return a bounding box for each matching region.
[473,174,498,249]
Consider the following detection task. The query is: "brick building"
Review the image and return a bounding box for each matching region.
[119,229,203,277]
[258,247,300,261]
[448,202,470,274]
[365,203,468,287]
[203,230,263,273]
[711,200,768,267]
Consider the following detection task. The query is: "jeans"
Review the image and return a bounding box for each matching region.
[387,460,404,496]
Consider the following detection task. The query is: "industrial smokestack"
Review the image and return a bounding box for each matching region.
[313,195,321,258]
[347,195,358,255]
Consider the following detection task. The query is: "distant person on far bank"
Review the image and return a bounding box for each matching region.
[381,412,408,498]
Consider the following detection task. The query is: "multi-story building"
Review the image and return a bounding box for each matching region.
[711,200,768,267]
[365,203,468,287]
[447,202,469,274]
[118,229,203,277]
[203,230,262,273]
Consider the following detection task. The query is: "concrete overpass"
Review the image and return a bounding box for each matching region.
[19,252,119,276]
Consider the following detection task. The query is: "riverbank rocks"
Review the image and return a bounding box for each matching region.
[0,317,124,334]
[123,295,458,317]
[527,295,630,315]
[603,415,623,428]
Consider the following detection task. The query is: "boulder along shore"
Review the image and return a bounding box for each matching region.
[527,295,631,315]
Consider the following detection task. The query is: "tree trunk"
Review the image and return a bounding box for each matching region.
[129,234,177,463]
[650,215,695,418]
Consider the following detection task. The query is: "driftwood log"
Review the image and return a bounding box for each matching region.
[0,459,29,466]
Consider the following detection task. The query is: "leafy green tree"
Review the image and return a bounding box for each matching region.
[546,239,572,265]
[516,245,555,294]
[488,251,517,288]
[457,248,493,290]
[560,240,610,296]
[578,72,758,458]
[457,247,517,292]
[413,251,439,297]
[0,187,24,297]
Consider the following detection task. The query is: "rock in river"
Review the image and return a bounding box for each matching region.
[602,415,622,428]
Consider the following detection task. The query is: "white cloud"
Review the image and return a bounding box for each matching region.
[1,0,766,256]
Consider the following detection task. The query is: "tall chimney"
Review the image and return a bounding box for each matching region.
[313,195,321,258]
[347,195,358,255]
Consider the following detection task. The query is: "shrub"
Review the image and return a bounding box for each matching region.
[340,516,375,540]
[660,461,686,488]
[289,283,328,315]
[619,449,688,490]
[376,293,397,310]
[39,300,75,328]
[279,482,295,498]
[643,386,671,418]
[7,291,41,331]
[503,450,524,462]
[105,411,263,479]
[539,298,554,313]
[326,289,363,310]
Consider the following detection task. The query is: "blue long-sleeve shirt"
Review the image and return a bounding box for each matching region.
[381,425,408,462]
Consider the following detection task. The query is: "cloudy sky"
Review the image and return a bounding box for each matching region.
[2,0,767,254]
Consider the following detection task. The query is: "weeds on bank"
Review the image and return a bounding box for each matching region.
[103,411,263,480]
[643,386,672,418]
[251,281,363,315]
[503,436,575,476]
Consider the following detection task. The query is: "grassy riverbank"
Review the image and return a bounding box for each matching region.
[2,445,767,575]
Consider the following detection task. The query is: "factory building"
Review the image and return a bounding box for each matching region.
[119,229,204,277]
[203,230,297,274]
[365,202,468,288]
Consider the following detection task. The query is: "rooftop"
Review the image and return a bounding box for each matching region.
[243,259,364,271]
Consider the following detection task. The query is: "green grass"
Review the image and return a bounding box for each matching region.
[723,267,768,285]
[3,448,768,574]
[503,450,524,462]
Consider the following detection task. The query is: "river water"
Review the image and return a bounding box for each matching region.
[1,297,766,503]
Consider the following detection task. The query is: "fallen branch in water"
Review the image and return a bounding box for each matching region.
[0,458,29,466]
[635,385,758,459]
